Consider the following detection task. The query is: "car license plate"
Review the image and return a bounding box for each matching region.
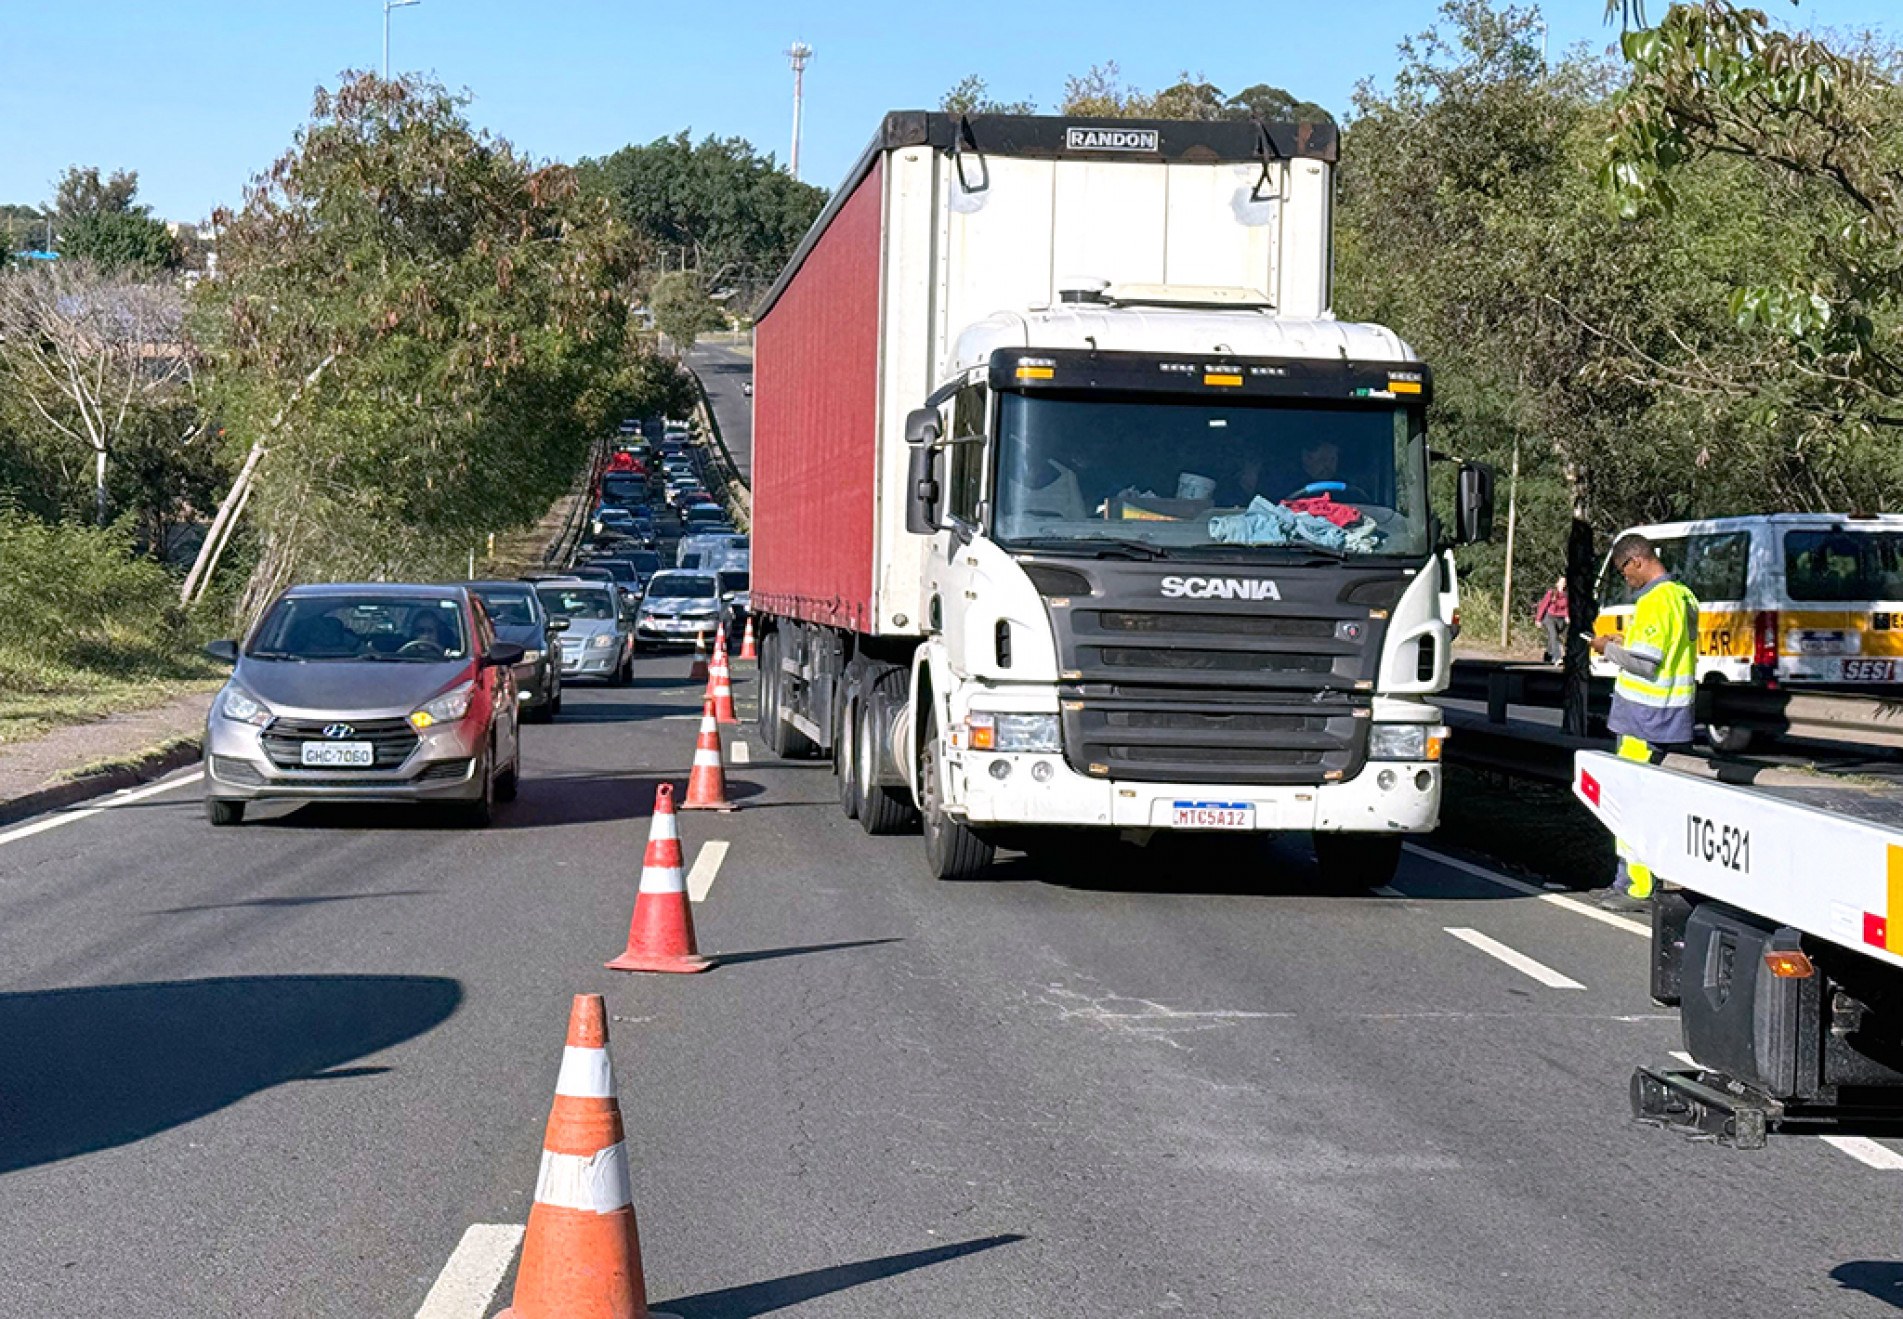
[1171,800,1255,830]
[1845,659,1897,683]
[301,741,374,767]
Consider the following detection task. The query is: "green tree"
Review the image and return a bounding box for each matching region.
[59,210,179,274]
[192,73,651,614]
[649,270,726,356]
[940,75,1037,116]
[577,133,826,303]
[1223,83,1334,123]
[53,167,140,220]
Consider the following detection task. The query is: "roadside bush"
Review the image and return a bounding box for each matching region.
[0,511,213,706]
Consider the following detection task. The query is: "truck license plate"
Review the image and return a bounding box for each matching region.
[1171,800,1255,830]
[1845,659,1896,682]
[301,741,374,767]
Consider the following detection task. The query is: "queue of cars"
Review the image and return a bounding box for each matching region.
[197,421,749,829]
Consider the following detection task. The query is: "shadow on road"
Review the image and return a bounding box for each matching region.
[151,889,437,914]
[664,1233,1023,1318]
[986,835,1502,899]
[712,937,902,967]
[0,974,461,1174]
[1833,1262,1903,1309]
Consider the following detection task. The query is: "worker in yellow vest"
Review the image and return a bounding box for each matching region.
[1591,533,1700,911]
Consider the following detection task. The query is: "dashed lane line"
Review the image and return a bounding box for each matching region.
[1444,927,1587,990]
[1820,1137,1903,1170]
[0,768,203,851]
[414,1223,524,1318]
[1405,843,1649,939]
[687,840,729,903]
[730,740,751,764]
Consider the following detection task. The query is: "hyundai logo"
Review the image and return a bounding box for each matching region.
[322,723,355,740]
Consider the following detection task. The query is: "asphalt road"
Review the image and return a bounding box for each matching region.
[5,654,1903,1317]
[689,342,753,482]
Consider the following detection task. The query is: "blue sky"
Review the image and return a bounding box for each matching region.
[1,0,1896,221]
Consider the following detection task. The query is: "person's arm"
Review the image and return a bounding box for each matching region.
[1600,639,1662,679]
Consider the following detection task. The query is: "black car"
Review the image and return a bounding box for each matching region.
[467,580,567,721]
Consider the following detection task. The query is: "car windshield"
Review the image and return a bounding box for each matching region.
[717,570,749,595]
[648,574,717,600]
[535,585,617,620]
[472,589,537,626]
[629,551,661,572]
[250,595,469,661]
[988,392,1431,558]
[1784,529,1903,601]
[588,561,637,583]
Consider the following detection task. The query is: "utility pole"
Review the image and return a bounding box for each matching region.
[1499,435,1521,650]
[785,41,814,182]
[384,0,420,80]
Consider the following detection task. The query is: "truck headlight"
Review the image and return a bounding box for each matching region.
[966,712,1061,753]
[1369,724,1447,761]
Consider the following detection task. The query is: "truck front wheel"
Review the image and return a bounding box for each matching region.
[1311,832,1402,890]
[835,686,861,820]
[919,716,994,881]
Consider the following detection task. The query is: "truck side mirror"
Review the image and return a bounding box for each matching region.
[904,408,942,535]
[1456,461,1496,545]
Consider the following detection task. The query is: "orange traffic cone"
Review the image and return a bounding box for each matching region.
[499,994,680,1319]
[680,699,737,812]
[708,639,738,726]
[738,617,757,662]
[687,632,708,683]
[607,784,713,973]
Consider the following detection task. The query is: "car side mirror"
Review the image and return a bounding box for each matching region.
[1456,461,1496,545]
[547,616,571,632]
[905,408,943,536]
[204,638,240,664]
[485,641,527,668]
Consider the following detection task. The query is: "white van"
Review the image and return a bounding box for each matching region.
[1593,513,1903,694]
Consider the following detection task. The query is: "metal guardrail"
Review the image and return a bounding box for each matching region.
[687,367,752,530]
[544,435,608,568]
[1444,658,1903,769]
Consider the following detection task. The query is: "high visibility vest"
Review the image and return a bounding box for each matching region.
[1608,576,1699,745]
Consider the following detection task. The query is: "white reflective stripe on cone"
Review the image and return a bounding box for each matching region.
[554,1045,615,1099]
[533,1144,633,1213]
[639,864,686,894]
[693,750,721,766]
[649,810,679,841]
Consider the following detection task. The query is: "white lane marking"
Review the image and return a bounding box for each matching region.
[1444,927,1586,990]
[0,769,203,850]
[1822,1136,1903,1171]
[414,1223,524,1319]
[730,740,751,764]
[1406,844,1649,938]
[687,840,729,903]
[1669,1050,1698,1068]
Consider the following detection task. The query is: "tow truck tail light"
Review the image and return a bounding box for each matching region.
[1753,610,1780,678]
[1764,949,1815,979]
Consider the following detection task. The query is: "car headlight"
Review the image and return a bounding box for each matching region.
[588,633,613,648]
[521,648,544,664]
[1369,724,1447,761]
[965,711,1062,753]
[219,685,272,726]
[409,680,475,730]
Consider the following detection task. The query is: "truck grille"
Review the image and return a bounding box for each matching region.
[1060,690,1366,785]
[260,717,419,771]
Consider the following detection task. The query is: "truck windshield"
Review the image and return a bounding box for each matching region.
[990,392,1430,558]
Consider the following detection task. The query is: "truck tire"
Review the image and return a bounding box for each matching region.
[919,715,994,880]
[1703,677,1754,753]
[836,686,862,820]
[759,631,791,757]
[857,688,918,836]
[1311,832,1402,890]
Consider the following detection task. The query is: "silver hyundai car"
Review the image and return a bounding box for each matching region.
[201,584,524,827]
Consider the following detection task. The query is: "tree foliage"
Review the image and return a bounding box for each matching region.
[53,167,141,220]
[649,270,727,356]
[577,133,826,301]
[48,167,177,274]
[942,65,1334,123]
[198,73,656,614]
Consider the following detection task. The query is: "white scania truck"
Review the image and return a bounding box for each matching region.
[748,112,1494,881]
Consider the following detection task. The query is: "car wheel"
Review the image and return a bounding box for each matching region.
[549,688,563,718]
[205,799,245,827]
[1311,832,1402,890]
[496,738,521,803]
[919,714,993,880]
[836,687,861,820]
[457,749,495,828]
[858,690,917,836]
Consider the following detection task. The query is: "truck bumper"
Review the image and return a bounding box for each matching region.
[950,749,1441,833]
